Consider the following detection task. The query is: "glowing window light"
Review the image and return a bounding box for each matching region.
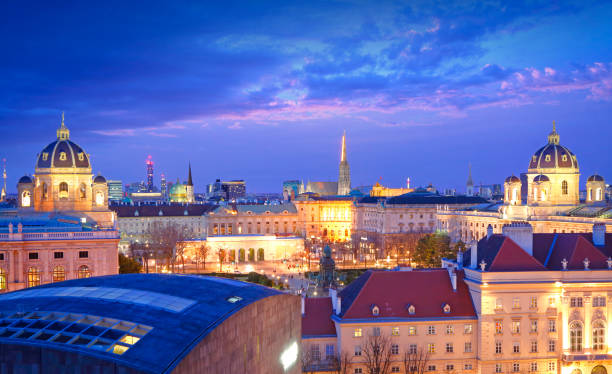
[280,341,298,371]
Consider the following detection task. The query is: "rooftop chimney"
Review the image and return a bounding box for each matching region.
[329,288,341,315]
[502,222,533,256]
[593,223,606,247]
[457,251,463,270]
[486,224,493,239]
[450,270,457,292]
[470,241,478,269]
[301,294,306,315]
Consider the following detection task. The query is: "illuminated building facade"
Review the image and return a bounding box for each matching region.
[369,180,413,197]
[168,164,195,203]
[145,155,154,192]
[207,204,298,236]
[1,114,119,292]
[294,195,353,242]
[438,124,611,243]
[107,179,123,201]
[303,223,612,374]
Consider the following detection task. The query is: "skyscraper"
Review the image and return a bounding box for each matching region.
[160,173,167,199]
[337,130,351,195]
[146,155,154,192]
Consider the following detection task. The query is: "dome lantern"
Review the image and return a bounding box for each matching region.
[547,120,559,145]
[57,112,70,140]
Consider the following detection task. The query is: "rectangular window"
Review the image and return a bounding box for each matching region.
[593,296,606,307]
[513,363,520,372]
[391,367,400,373]
[495,320,503,334]
[391,327,400,336]
[325,344,334,360]
[512,297,520,309]
[529,296,538,309]
[0,253,3,261]
[530,362,538,372]
[464,342,472,353]
[79,251,89,258]
[495,341,502,354]
[446,364,454,371]
[548,340,556,352]
[391,344,399,355]
[427,365,436,372]
[372,327,380,337]
[354,345,361,356]
[530,320,538,333]
[409,344,417,354]
[548,297,556,307]
[427,326,436,335]
[428,343,435,354]
[311,345,321,361]
[446,325,454,334]
[29,252,39,260]
[464,324,472,334]
[54,252,63,259]
[570,297,583,307]
[408,326,417,336]
[355,369,363,374]
[354,328,362,337]
[548,319,556,332]
[464,363,473,370]
[512,320,521,334]
[530,341,538,353]
[513,342,520,353]
[548,362,556,371]
[495,298,503,310]
[445,343,453,353]
[496,364,502,373]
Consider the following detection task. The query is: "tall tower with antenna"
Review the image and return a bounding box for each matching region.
[146,155,154,192]
[1,158,6,201]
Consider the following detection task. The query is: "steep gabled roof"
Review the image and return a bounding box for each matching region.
[338,269,475,320]
[488,237,546,271]
[302,297,336,337]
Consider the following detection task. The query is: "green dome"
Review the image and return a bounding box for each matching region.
[169,183,188,202]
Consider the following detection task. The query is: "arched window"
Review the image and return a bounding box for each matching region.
[22,190,31,207]
[592,365,607,374]
[562,180,568,195]
[53,266,65,282]
[79,183,86,199]
[95,191,104,206]
[77,265,91,279]
[588,188,593,201]
[533,188,538,201]
[541,188,547,201]
[570,322,583,352]
[27,267,41,288]
[59,182,69,199]
[512,188,518,203]
[42,183,48,199]
[0,268,6,290]
[596,188,602,201]
[593,321,605,350]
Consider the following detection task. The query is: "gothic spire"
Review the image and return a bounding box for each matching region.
[340,130,347,163]
[467,163,473,186]
[187,162,193,186]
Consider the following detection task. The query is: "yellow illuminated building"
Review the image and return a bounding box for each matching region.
[369,180,413,197]
[294,195,353,242]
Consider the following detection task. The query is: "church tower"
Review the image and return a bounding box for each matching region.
[466,162,474,196]
[337,131,351,195]
[186,162,195,203]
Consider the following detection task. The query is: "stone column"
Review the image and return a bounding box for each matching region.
[561,295,570,352]
[584,294,592,350]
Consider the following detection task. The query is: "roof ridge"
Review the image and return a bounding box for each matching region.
[489,237,546,270]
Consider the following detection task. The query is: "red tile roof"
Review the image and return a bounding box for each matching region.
[338,269,476,320]
[302,297,336,337]
[488,237,546,271]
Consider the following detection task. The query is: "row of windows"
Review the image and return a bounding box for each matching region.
[353,342,473,357]
[494,339,556,354]
[354,324,473,337]
[353,363,472,373]
[27,251,89,260]
[495,296,555,310]
[494,318,556,334]
[495,361,556,373]
[24,265,91,288]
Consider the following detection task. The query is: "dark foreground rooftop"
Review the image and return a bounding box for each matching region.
[0,274,281,373]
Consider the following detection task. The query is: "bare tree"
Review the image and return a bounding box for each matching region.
[144,222,193,273]
[300,346,316,374]
[217,248,226,271]
[362,334,393,374]
[336,350,353,374]
[194,243,210,271]
[403,346,430,374]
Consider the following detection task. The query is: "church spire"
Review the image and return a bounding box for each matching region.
[187,162,193,186]
[57,111,70,140]
[467,162,473,186]
[340,130,347,163]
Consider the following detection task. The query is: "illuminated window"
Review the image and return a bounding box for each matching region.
[27,267,41,287]
[42,183,48,199]
[545,154,551,162]
[530,362,538,372]
[548,297,556,306]
[529,297,537,309]
[408,326,416,335]
[496,363,502,373]
[354,328,362,337]
[427,343,435,353]
[21,191,31,207]
[464,324,472,334]
[530,320,538,333]
[562,180,568,195]
[548,320,556,332]
[495,298,503,310]
[548,339,556,352]
[78,265,91,279]
[408,304,415,315]
[548,362,555,371]
[446,325,454,334]
[53,266,65,282]
[495,320,503,334]
[78,152,85,161]
[79,183,86,199]
[464,341,472,352]
[372,305,379,316]
[59,152,67,161]
[391,327,399,336]
[59,182,69,199]
[0,268,6,290]
[570,322,583,352]
[511,320,520,334]
[42,152,48,161]
[592,321,605,350]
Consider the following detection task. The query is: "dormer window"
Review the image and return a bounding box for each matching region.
[59,152,67,161]
[184,210,188,216]
[134,210,139,216]
[443,304,451,314]
[407,304,415,315]
[265,211,271,215]
[545,154,551,162]
[42,153,48,161]
[78,152,85,161]
[372,305,380,316]
[562,154,567,162]
[158,211,163,216]
[532,156,536,162]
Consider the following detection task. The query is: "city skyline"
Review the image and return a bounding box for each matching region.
[2,1,611,192]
